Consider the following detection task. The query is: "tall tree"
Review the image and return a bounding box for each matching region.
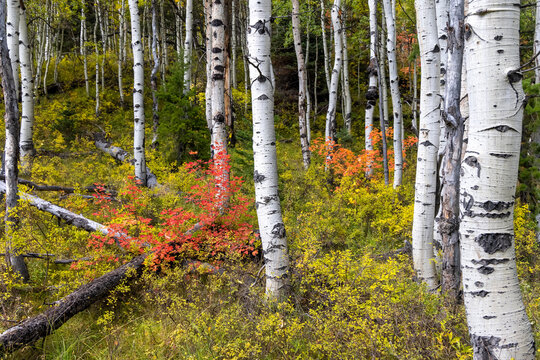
[364,0,378,175]
[381,0,403,187]
[247,0,289,299]
[128,0,148,186]
[412,0,440,291]
[19,0,35,174]
[6,0,20,98]
[325,0,343,152]
[460,0,536,356]
[291,0,311,170]
[439,0,464,300]
[1,0,29,282]
[183,0,193,94]
[151,0,160,149]
[341,10,352,134]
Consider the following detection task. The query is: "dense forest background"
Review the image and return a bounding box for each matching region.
[0,0,539,358]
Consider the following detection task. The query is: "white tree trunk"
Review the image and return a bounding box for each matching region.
[412,0,440,291]
[292,0,311,170]
[19,4,34,174]
[151,0,160,149]
[81,1,90,97]
[325,0,342,146]
[461,0,536,357]
[320,0,331,92]
[365,0,378,158]
[341,12,352,134]
[204,0,212,128]
[231,0,237,89]
[535,0,540,84]
[6,0,20,98]
[117,0,125,105]
[436,0,448,153]
[183,0,193,94]
[93,16,100,117]
[247,0,289,299]
[0,0,28,282]
[381,0,403,187]
[128,0,147,186]
[210,0,228,175]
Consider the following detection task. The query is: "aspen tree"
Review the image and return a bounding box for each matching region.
[204,0,212,128]
[381,0,403,187]
[292,0,311,170]
[231,0,237,88]
[81,0,90,97]
[151,0,160,149]
[460,0,536,356]
[128,0,148,186]
[320,0,331,92]
[365,0,378,167]
[0,0,29,282]
[341,11,352,134]
[325,0,342,148]
[412,0,440,291]
[183,0,193,94]
[6,0,20,98]
[535,0,540,83]
[19,0,35,173]
[118,0,126,105]
[439,0,464,300]
[247,0,289,299]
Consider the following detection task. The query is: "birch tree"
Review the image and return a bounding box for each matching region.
[19,1,35,173]
[0,0,29,282]
[341,11,352,134]
[411,0,440,291]
[183,0,193,94]
[247,0,289,299]
[151,0,160,148]
[460,0,536,356]
[291,0,311,170]
[81,0,90,96]
[325,0,343,149]
[535,0,540,84]
[439,0,464,300]
[320,0,331,93]
[365,0,378,170]
[6,0,20,98]
[381,0,403,187]
[128,0,148,186]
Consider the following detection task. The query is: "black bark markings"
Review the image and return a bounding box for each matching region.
[475,233,512,254]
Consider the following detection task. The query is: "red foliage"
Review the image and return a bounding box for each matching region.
[87,153,257,270]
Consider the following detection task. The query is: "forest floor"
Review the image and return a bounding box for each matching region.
[1,72,539,359]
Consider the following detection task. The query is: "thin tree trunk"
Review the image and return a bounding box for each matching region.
[160,0,168,76]
[292,0,311,170]
[325,0,342,160]
[19,1,35,174]
[412,58,418,134]
[231,0,237,89]
[151,0,160,149]
[376,50,390,186]
[128,0,148,186]
[6,0,20,98]
[81,0,90,97]
[248,0,289,300]
[183,0,193,94]
[320,0,331,93]
[117,0,126,105]
[0,0,29,282]
[365,0,378,176]
[381,0,403,188]
[411,0,440,291]
[535,0,540,84]
[341,11,352,134]
[94,16,100,117]
[439,0,464,300]
[204,0,212,127]
[460,0,536,355]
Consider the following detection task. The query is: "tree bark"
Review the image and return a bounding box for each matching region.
[365,0,378,176]
[412,0,440,291]
[460,0,536,356]
[320,0,331,93]
[19,1,35,174]
[381,0,403,188]
[247,0,289,300]
[291,0,311,170]
[325,0,342,157]
[128,0,148,186]
[81,0,90,97]
[6,0,20,98]
[183,0,193,94]
[151,0,160,149]
[341,11,352,134]
[0,0,29,282]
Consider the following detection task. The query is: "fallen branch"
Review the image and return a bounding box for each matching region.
[0,181,109,235]
[0,253,91,265]
[93,133,159,188]
[0,176,117,196]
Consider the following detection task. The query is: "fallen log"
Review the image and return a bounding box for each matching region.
[93,133,159,188]
[0,181,109,235]
[0,253,91,265]
[0,176,117,196]
[0,253,148,352]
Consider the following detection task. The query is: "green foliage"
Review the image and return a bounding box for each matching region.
[157,63,210,163]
